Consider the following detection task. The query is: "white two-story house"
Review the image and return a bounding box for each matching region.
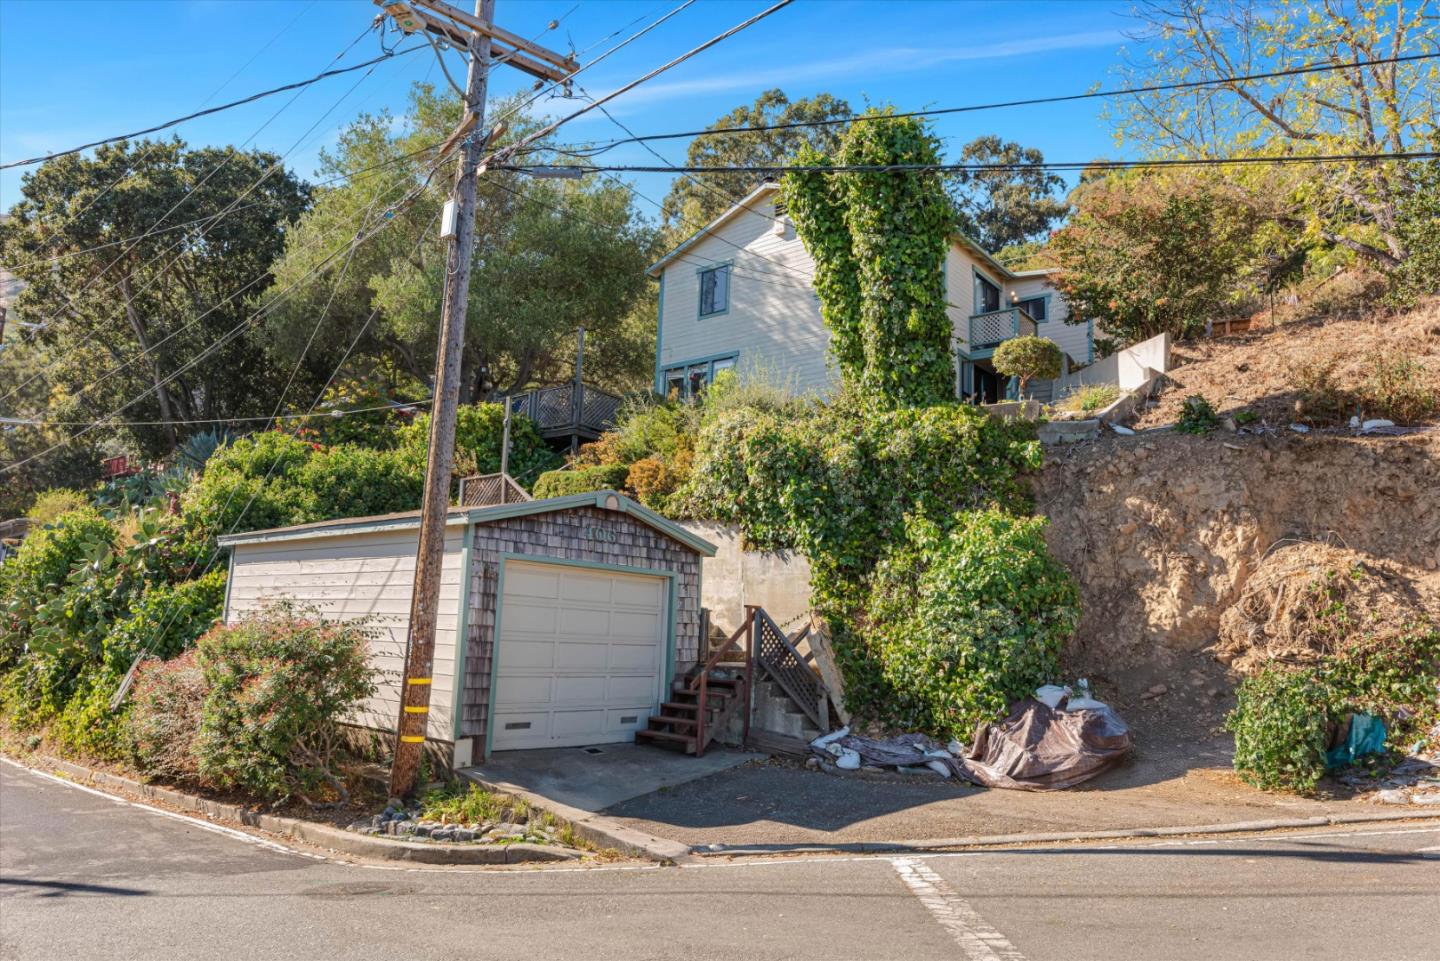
[647,182,1093,404]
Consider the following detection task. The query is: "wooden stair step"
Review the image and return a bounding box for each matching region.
[634,729,697,753]
[648,715,697,730]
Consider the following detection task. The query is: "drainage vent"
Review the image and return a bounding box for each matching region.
[582,747,604,755]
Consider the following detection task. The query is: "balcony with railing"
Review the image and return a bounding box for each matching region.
[507,382,624,446]
[966,306,1038,358]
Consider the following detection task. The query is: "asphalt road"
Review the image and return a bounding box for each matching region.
[2,761,1437,961]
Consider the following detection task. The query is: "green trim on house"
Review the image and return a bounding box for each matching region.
[217,511,470,547]
[451,519,476,746]
[657,351,740,401]
[1087,319,1095,363]
[696,261,732,319]
[1015,292,1052,323]
[652,272,666,394]
[483,553,681,759]
[222,548,236,622]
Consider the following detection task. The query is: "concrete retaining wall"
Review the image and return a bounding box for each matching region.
[679,521,812,635]
[1056,331,1170,396]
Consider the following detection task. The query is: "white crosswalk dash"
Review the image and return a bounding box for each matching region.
[892,856,1028,961]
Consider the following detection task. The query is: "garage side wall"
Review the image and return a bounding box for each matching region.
[225,526,465,743]
[459,506,702,745]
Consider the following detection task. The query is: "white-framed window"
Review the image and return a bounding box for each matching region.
[699,265,730,317]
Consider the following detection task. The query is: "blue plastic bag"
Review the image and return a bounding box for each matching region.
[1325,713,1387,769]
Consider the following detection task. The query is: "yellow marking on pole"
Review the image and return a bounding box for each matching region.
[407,677,432,685]
[400,735,426,743]
[404,706,429,714]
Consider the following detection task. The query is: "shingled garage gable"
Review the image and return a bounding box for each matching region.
[457,500,708,760]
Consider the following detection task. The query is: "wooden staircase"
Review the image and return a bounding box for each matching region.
[634,673,747,755]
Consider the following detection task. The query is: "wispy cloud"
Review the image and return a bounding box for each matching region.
[591,28,1124,111]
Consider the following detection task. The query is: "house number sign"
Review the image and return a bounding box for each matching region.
[583,526,618,543]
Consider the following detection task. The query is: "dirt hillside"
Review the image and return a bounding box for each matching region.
[1034,431,1440,674]
[1130,298,1440,430]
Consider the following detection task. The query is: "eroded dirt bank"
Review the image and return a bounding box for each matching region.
[1034,430,1440,674]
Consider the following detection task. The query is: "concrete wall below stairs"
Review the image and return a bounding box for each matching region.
[679,521,813,636]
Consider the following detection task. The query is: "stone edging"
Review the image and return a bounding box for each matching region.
[690,809,1440,856]
[456,769,692,864]
[13,753,580,866]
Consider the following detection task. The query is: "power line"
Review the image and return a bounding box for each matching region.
[504,150,1440,176]
[549,50,1440,157]
[1,401,431,429]
[0,40,428,170]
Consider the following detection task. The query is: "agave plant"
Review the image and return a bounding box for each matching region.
[175,428,236,472]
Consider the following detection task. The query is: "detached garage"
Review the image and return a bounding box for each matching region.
[218,490,714,769]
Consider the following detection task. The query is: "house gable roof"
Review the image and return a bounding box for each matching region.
[646,180,1054,284]
[217,490,717,556]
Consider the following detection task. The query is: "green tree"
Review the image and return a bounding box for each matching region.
[1113,0,1440,274]
[948,136,1069,253]
[659,89,852,238]
[1050,171,1253,343]
[1386,157,1440,307]
[993,335,1062,399]
[0,139,311,458]
[262,84,658,402]
[783,109,955,407]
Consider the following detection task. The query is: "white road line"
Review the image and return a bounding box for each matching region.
[891,857,1028,961]
[1,757,321,860]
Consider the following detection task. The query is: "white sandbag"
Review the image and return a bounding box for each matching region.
[1034,684,1070,709]
[810,727,850,750]
[835,748,862,770]
[926,760,953,778]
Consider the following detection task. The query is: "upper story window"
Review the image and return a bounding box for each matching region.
[975,273,1001,314]
[699,265,730,317]
[1016,296,1047,322]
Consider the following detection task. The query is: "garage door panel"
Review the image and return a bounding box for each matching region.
[552,674,609,702]
[609,642,659,670]
[559,571,614,603]
[611,577,663,607]
[505,567,561,600]
[497,640,555,671]
[502,602,557,635]
[493,675,553,706]
[494,561,667,751]
[611,610,660,639]
[606,674,657,702]
[557,607,609,635]
[552,709,607,737]
[555,641,608,670]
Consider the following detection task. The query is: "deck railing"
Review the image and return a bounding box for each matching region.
[968,307,1038,350]
[508,383,624,435]
[753,610,832,733]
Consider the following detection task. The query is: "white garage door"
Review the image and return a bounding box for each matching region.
[492,561,667,751]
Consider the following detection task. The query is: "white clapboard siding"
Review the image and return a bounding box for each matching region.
[657,194,834,396]
[226,525,466,742]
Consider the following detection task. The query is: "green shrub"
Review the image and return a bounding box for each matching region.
[1358,351,1438,423]
[420,783,531,825]
[993,336,1063,399]
[1227,667,1333,793]
[182,431,316,535]
[1057,384,1121,414]
[24,489,92,526]
[127,650,208,782]
[397,403,558,487]
[192,604,376,802]
[531,464,630,500]
[1175,395,1219,433]
[0,650,85,729]
[865,511,1080,735]
[52,670,130,761]
[103,569,227,674]
[300,446,421,520]
[0,508,116,663]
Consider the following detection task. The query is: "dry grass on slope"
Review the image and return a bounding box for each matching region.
[1131,297,1440,430]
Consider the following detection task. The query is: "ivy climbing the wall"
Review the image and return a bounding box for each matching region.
[782,109,955,408]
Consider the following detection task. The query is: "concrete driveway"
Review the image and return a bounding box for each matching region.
[462,743,761,811]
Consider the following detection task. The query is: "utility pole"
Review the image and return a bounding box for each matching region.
[379,0,576,799]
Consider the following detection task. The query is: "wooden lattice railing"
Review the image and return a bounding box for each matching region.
[459,472,531,507]
[510,383,624,434]
[968,306,1038,350]
[753,609,832,733]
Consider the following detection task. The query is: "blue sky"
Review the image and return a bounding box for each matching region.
[0,0,1146,218]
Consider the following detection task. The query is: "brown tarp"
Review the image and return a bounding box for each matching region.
[947,697,1134,791]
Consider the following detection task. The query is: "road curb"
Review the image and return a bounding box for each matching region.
[690,809,1440,856]
[12,753,581,866]
[457,768,692,864]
